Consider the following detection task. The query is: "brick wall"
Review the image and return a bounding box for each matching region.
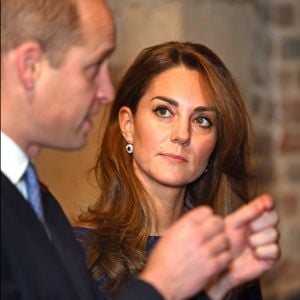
[251,0,300,299]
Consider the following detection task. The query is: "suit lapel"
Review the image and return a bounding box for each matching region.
[1,173,96,299]
[1,173,50,242]
[1,172,78,299]
[41,183,97,299]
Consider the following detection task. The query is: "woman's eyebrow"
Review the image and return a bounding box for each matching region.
[151,95,216,112]
[151,96,178,107]
[194,106,216,113]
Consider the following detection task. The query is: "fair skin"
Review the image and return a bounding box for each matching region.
[1,0,279,298]
[141,194,279,300]
[1,0,115,156]
[207,195,279,300]
[119,66,280,299]
[2,1,230,298]
[120,66,217,233]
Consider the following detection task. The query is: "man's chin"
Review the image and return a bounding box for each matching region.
[47,138,88,152]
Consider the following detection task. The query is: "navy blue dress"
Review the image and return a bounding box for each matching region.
[74,227,263,300]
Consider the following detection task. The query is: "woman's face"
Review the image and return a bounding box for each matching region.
[120,66,217,190]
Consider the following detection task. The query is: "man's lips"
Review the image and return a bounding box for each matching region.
[159,153,188,163]
[82,117,93,132]
[84,110,97,129]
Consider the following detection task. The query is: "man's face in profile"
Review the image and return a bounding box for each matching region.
[32,0,116,151]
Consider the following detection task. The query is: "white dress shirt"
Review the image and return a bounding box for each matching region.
[1,131,29,199]
[1,131,51,237]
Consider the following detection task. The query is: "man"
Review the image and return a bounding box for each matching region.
[1,0,279,299]
[0,0,227,299]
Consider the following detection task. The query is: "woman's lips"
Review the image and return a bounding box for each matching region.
[159,153,188,163]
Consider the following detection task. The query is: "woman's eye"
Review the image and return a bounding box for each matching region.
[153,106,172,117]
[195,116,212,128]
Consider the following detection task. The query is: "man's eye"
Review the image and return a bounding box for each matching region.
[86,62,102,81]
[153,106,172,117]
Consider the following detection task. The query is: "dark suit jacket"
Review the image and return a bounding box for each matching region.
[1,172,163,300]
[1,172,99,300]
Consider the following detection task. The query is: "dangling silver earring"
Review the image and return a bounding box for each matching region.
[126,143,133,154]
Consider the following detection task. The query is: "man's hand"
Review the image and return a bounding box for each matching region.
[139,206,231,300]
[206,194,280,300]
[225,194,280,284]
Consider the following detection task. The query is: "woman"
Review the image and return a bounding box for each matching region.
[76,42,279,299]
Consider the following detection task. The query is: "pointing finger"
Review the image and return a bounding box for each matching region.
[226,195,273,229]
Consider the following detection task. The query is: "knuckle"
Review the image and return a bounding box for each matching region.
[271,228,279,241]
[273,212,279,224]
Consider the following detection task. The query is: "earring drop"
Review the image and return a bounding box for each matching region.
[126,143,133,154]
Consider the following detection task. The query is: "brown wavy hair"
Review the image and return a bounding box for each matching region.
[80,41,255,297]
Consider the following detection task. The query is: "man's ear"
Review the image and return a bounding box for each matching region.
[119,106,134,143]
[15,41,43,91]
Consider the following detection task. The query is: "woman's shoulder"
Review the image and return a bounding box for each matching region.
[146,236,160,253]
[73,226,95,243]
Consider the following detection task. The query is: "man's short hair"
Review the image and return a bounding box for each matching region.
[1,0,83,67]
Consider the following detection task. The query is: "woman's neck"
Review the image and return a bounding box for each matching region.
[147,184,187,236]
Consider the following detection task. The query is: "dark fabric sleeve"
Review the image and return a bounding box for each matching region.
[118,280,212,300]
[1,250,20,300]
[232,280,263,300]
[190,290,212,300]
[190,280,262,300]
[117,279,164,300]
[198,291,211,300]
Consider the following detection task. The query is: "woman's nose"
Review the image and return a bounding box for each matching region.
[170,118,191,146]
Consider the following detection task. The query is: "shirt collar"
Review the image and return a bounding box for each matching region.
[1,131,29,184]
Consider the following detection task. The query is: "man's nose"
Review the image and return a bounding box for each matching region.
[96,64,115,103]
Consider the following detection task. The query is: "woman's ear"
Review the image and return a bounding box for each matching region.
[119,106,134,143]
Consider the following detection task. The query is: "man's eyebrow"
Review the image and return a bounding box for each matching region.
[100,47,115,60]
[91,46,115,63]
[105,46,115,57]
[151,96,216,112]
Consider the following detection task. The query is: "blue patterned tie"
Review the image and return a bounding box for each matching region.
[24,162,44,222]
